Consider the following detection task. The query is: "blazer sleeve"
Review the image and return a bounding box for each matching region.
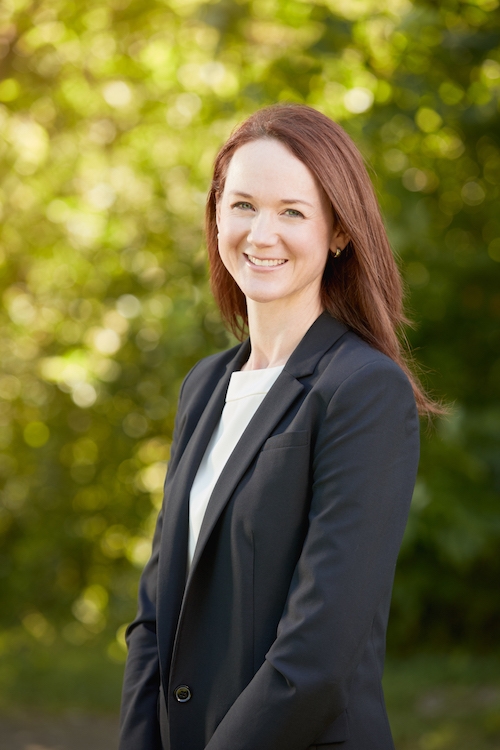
[119,364,199,750]
[205,358,420,750]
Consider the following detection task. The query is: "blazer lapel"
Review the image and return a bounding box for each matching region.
[156,340,250,678]
[187,370,304,579]
[187,312,349,582]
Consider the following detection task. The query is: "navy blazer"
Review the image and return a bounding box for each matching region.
[119,312,420,750]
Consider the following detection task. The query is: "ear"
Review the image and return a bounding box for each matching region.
[215,193,222,231]
[329,226,350,253]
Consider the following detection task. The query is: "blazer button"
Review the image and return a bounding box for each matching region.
[174,685,192,703]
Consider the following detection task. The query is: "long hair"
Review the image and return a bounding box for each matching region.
[205,103,442,417]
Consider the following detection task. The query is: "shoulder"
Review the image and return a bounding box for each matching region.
[317,329,415,409]
[311,331,419,451]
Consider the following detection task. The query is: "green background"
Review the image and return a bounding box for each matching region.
[0,0,499,747]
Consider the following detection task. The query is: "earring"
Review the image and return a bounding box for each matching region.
[333,247,342,258]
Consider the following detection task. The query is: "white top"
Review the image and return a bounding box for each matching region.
[188,365,284,567]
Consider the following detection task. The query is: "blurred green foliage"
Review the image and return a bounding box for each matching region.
[0,0,499,663]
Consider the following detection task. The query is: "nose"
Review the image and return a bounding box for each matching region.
[247,211,278,248]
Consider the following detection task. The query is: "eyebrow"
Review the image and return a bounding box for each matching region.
[228,191,315,209]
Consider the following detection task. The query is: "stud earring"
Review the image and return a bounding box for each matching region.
[333,247,342,258]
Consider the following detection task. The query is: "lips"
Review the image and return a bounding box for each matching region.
[246,254,287,267]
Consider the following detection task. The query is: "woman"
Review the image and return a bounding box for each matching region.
[120,104,438,750]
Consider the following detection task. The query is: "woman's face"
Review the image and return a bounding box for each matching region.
[216,138,345,314]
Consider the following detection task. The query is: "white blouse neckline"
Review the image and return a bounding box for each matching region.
[226,365,285,402]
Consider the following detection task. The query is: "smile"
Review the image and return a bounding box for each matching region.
[245,254,288,267]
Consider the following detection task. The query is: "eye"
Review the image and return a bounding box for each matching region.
[232,201,254,211]
[283,208,304,218]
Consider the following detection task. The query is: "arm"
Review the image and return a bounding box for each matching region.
[205,359,420,750]
[119,508,164,750]
[119,363,200,750]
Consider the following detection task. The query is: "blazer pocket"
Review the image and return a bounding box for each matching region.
[261,430,310,452]
[311,710,349,745]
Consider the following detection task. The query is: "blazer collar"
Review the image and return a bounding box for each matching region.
[283,311,349,379]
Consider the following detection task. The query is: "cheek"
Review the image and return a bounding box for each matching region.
[219,219,246,252]
[217,235,239,276]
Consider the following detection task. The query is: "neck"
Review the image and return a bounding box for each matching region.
[242,298,323,371]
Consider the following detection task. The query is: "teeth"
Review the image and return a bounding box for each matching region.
[247,255,287,267]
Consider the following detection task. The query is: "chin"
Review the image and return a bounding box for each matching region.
[243,289,285,305]
[238,280,286,302]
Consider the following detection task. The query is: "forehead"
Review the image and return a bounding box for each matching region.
[223,138,322,197]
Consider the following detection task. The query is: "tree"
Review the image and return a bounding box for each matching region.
[0,0,499,654]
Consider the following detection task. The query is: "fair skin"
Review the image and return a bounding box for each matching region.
[216,138,348,371]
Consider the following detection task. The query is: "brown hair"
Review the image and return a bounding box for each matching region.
[205,103,443,417]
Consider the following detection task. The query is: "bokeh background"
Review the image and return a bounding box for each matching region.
[0,0,499,747]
